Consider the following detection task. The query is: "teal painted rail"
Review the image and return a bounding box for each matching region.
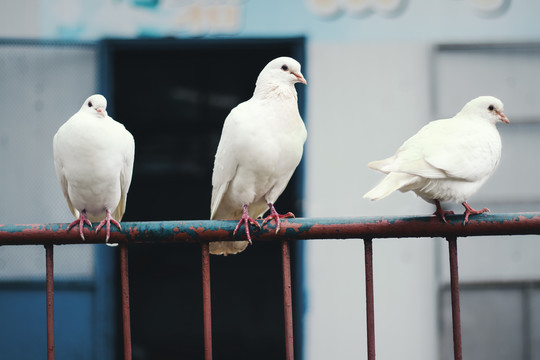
[1,212,540,245]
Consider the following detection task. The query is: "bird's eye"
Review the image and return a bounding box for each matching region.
[88,101,93,107]
[488,105,494,111]
[281,65,289,71]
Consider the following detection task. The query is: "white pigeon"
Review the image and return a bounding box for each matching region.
[363,96,509,223]
[53,94,135,244]
[210,57,307,255]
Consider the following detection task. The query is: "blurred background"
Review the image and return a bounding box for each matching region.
[0,0,539,359]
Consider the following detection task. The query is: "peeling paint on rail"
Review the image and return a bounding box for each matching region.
[1,213,540,245]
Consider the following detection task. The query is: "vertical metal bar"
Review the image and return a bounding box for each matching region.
[282,239,294,360]
[201,242,213,360]
[45,244,55,360]
[447,236,463,360]
[522,285,531,360]
[364,238,375,360]
[120,243,132,360]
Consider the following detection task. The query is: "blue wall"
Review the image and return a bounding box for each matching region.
[34,0,540,43]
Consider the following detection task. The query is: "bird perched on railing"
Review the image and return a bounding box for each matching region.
[210,57,307,255]
[53,94,135,245]
[364,96,509,223]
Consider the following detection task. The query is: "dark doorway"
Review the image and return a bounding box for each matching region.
[100,38,306,360]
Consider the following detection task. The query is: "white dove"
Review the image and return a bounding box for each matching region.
[53,94,135,244]
[210,57,307,255]
[363,96,509,223]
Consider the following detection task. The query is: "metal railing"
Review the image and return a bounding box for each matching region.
[2,212,540,360]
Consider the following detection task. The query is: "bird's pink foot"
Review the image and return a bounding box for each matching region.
[233,204,261,244]
[95,210,121,243]
[67,210,92,240]
[262,203,295,234]
[462,202,489,223]
[433,200,454,224]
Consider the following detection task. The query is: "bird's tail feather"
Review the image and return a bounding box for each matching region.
[209,241,249,256]
[363,172,418,201]
[367,157,395,174]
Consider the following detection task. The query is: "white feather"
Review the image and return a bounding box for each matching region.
[53,94,135,234]
[364,96,507,206]
[210,57,307,255]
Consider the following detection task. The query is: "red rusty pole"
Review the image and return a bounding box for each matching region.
[45,244,55,360]
[120,243,132,360]
[364,238,375,360]
[201,243,213,360]
[447,236,463,360]
[282,239,294,360]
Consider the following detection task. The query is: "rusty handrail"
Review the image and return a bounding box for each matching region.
[1,212,540,245]
[3,212,540,360]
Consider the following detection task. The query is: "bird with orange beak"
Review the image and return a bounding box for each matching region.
[364,96,509,223]
[210,57,307,255]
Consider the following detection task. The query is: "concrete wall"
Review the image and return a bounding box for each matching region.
[304,42,437,360]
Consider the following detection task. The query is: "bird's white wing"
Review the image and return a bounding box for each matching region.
[113,128,135,222]
[53,132,79,219]
[375,118,480,180]
[420,117,498,181]
[210,108,242,219]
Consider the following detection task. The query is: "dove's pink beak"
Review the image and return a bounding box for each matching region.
[294,72,307,85]
[96,107,106,116]
[498,111,509,124]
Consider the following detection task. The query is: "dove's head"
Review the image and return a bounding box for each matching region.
[81,94,108,118]
[461,96,509,125]
[254,57,306,97]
